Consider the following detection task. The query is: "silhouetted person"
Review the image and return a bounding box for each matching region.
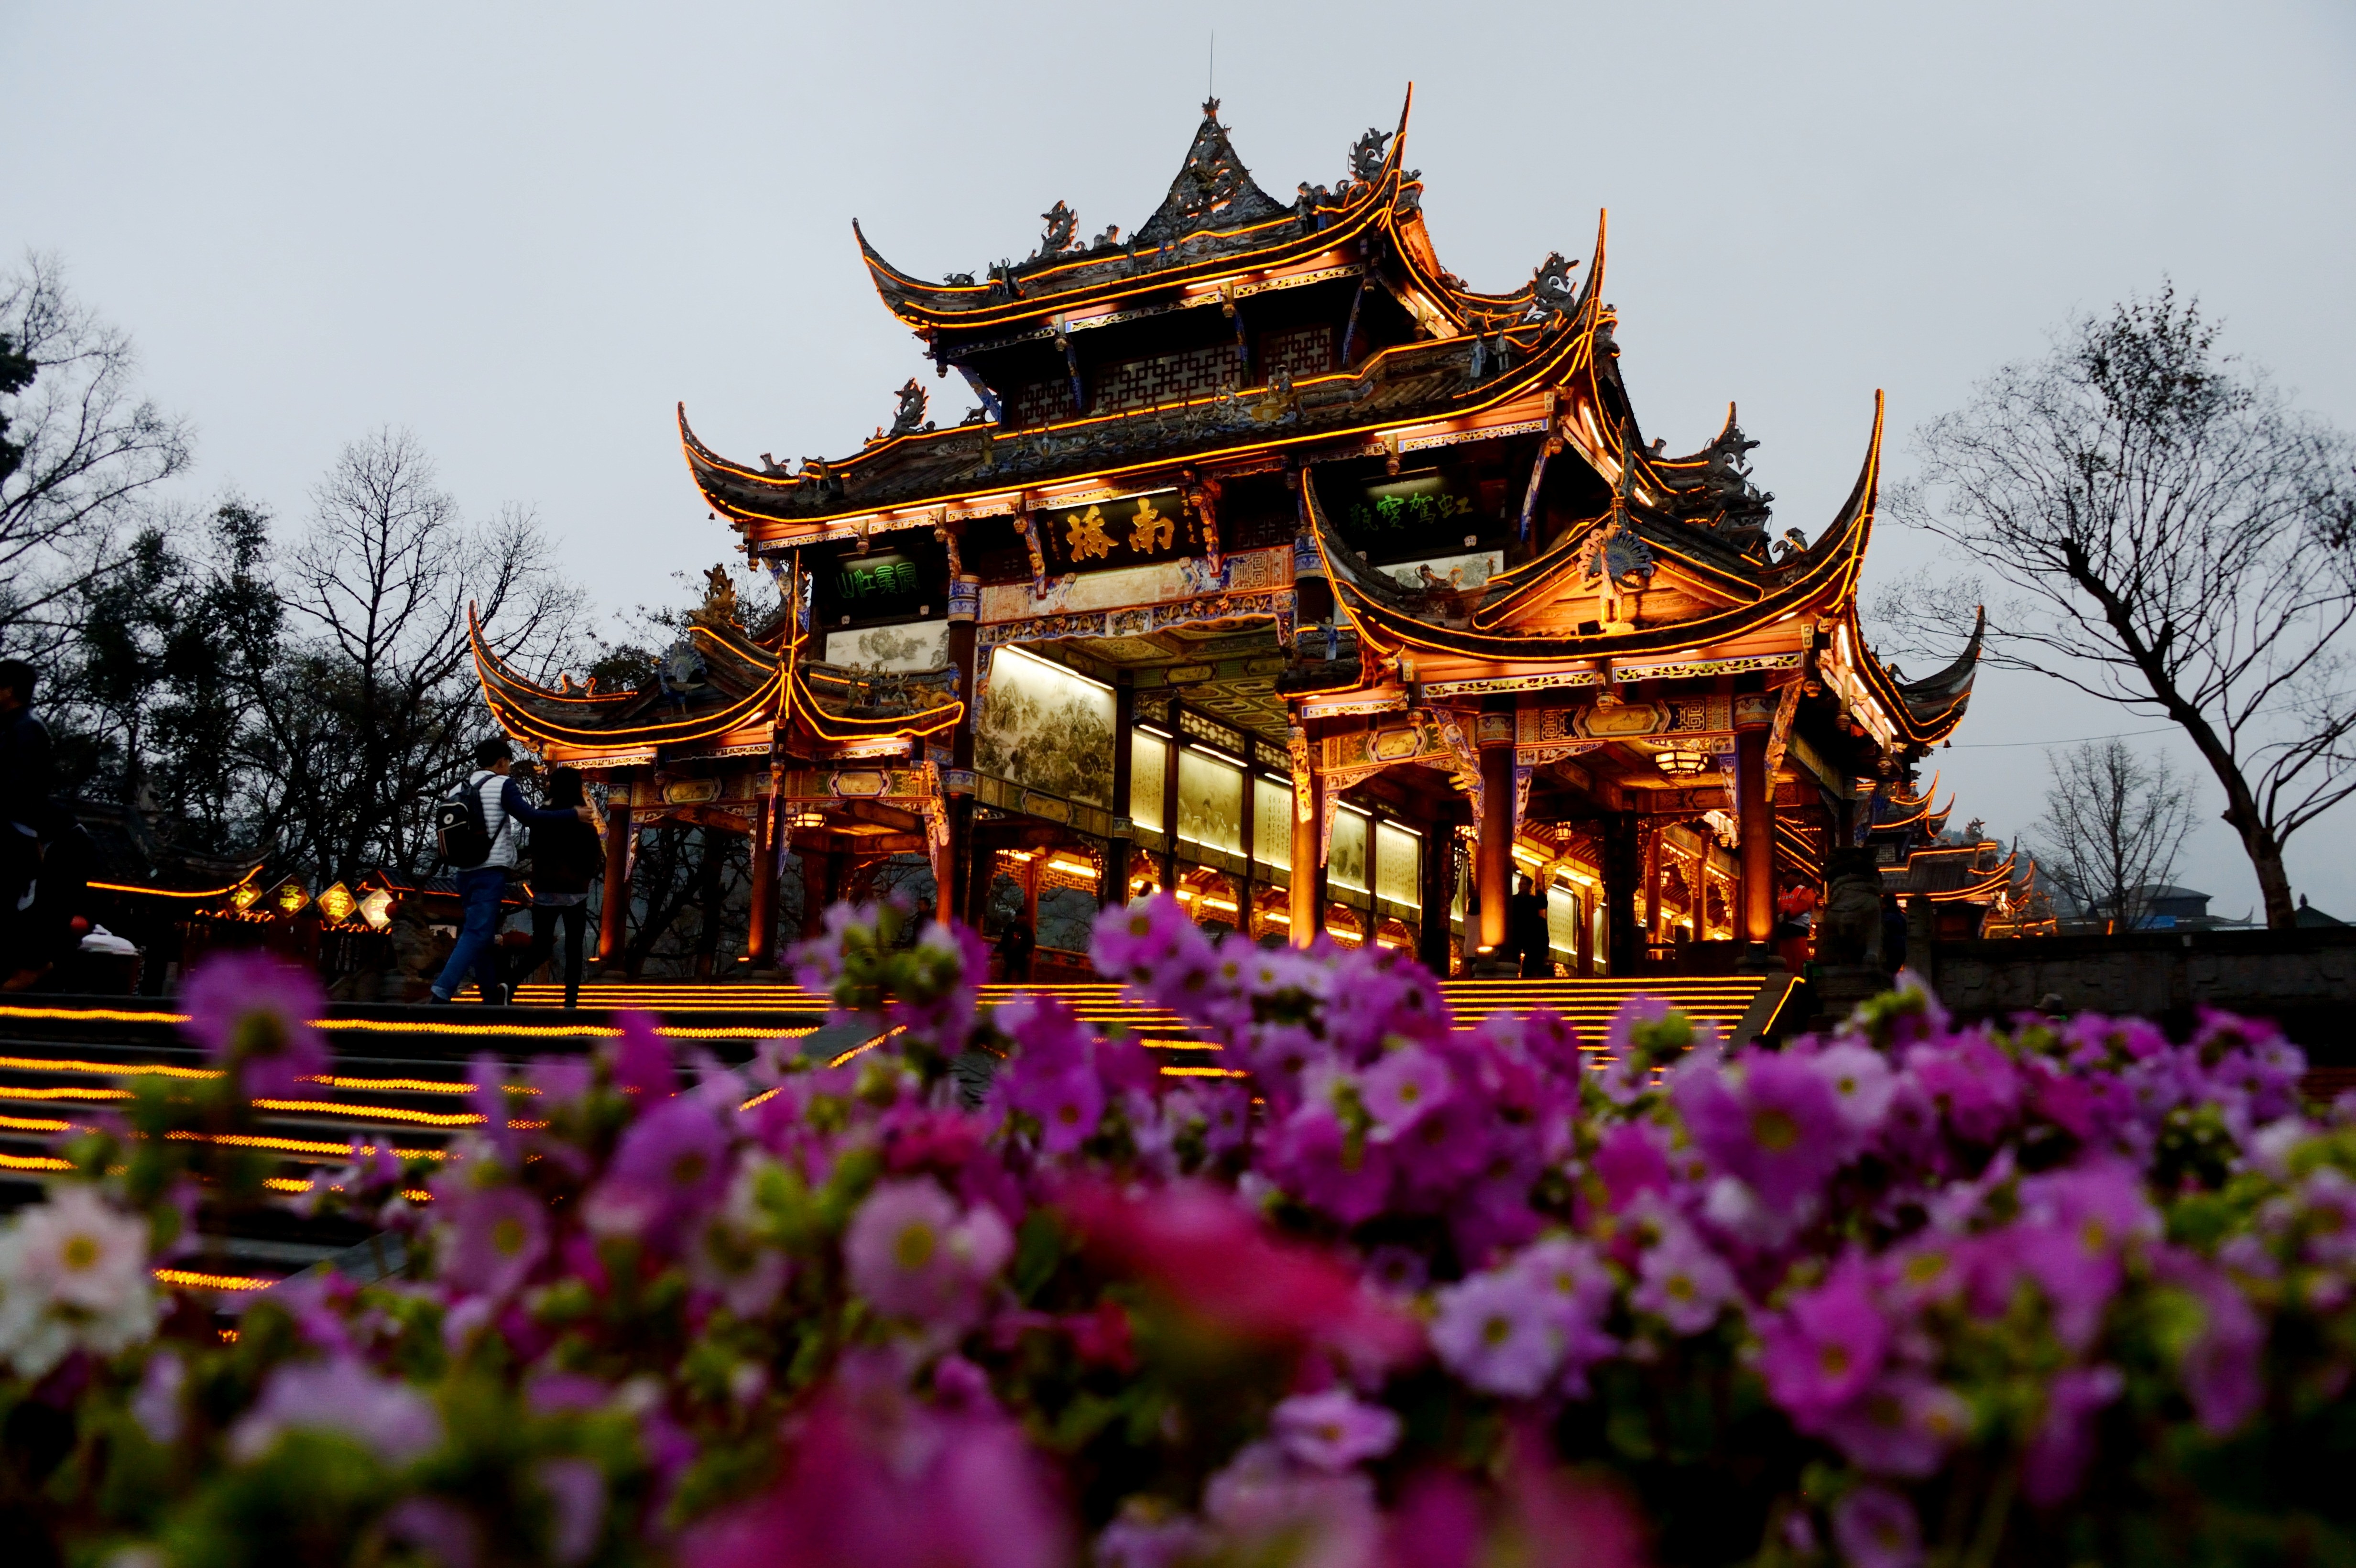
[0,660,65,990]
[1881,893,1909,975]
[430,738,596,1005]
[1507,872,1552,980]
[995,916,1036,983]
[509,766,602,1008]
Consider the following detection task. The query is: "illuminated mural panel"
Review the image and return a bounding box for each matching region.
[1176,751,1243,855]
[1130,733,1167,832]
[1252,777,1291,871]
[1330,809,1369,892]
[976,645,1114,807]
[1375,824,1420,906]
[824,621,949,671]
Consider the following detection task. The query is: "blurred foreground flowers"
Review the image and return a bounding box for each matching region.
[2,894,2354,1566]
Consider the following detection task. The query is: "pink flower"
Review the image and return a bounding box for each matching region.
[1360,1045,1454,1141]
[178,949,327,1100]
[437,1183,548,1299]
[1090,895,1212,990]
[1202,1440,1381,1568]
[229,1356,442,1464]
[1630,1225,1738,1336]
[843,1177,1011,1328]
[1272,1387,1403,1471]
[1831,1486,1921,1568]
[1675,1049,1849,1211]
[1757,1262,1889,1426]
[2020,1364,2122,1507]
[1059,1181,1416,1364]
[1430,1267,1562,1398]
[679,1359,1071,1568]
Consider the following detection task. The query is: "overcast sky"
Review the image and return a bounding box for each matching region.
[6,1,2354,915]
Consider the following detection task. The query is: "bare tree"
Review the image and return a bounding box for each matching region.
[2031,739,2196,932]
[1878,288,2356,927]
[0,254,193,657]
[251,428,583,882]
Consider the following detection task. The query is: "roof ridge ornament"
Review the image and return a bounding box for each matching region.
[1133,98,1289,248]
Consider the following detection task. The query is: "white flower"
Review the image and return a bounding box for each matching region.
[0,1185,160,1377]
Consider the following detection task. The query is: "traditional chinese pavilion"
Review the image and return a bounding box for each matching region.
[472,92,1980,976]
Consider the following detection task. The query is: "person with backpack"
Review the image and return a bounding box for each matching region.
[505,765,601,1008]
[429,737,595,1006]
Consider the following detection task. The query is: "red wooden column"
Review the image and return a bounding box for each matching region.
[1475,715,1515,959]
[944,568,981,927]
[746,797,776,968]
[596,795,633,967]
[1287,753,1322,948]
[1735,719,1776,949]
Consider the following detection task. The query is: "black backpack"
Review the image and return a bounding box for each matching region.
[435,774,493,869]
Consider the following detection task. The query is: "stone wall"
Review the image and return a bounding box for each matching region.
[1926,928,2356,1064]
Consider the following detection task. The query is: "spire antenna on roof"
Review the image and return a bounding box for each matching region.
[1208,29,1214,104]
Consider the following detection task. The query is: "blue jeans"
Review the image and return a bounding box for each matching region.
[432,866,511,1002]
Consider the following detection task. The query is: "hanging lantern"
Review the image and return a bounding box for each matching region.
[316,882,358,925]
[358,889,396,931]
[790,808,827,830]
[268,878,312,916]
[1653,748,1710,777]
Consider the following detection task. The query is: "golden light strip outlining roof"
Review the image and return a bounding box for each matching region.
[852,88,1418,333]
[473,628,789,751]
[777,563,966,743]
[1311,393,1884,666]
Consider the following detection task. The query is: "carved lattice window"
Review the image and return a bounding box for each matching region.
[1094,346,1238,414]
[1260,324,1334,382]
[1006,380,1070,428]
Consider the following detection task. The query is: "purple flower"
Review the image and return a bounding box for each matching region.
[2021,1364,2122,1507]
[2012,1161,2159,1350]
[438,1183,548,1299]
[2158,1251,2264,1435]
[595,1094,731,1242]
[1810,1041,1897,1136]
[533,1456,608,1566]
[1820,1373,1971,1479]
[1631,1225,1738,1336]
[229,1357,443,1464]
[1831,1486,1922,1568]
[1094,1505,1206,1568]
[1090,895,1211,989]
[1675,1049,1849,1211]
[1590,1120,1674,1214]
[132,1349,185,1445]
[843,1177,1012,1328]
[1360,1045,1454,1141]
[607,1011,676,1101]
[1266,1103,1396,1226]
[1757,1261,1890,1426]
[1511,1237,1621,1392]
[1271,1387,1403,1471]
[1429,1266,1561,1398]
[178,949,327,1100]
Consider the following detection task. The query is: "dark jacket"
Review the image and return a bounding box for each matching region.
[527,813,604,898]
[1,709,54,831]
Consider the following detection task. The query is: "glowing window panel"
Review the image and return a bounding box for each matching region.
[1375,823,1420,907]
[1129,733,1167,833]
[1252,778,1292,871]
[1329,810,1368,893]
[1175,751,1243,856]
